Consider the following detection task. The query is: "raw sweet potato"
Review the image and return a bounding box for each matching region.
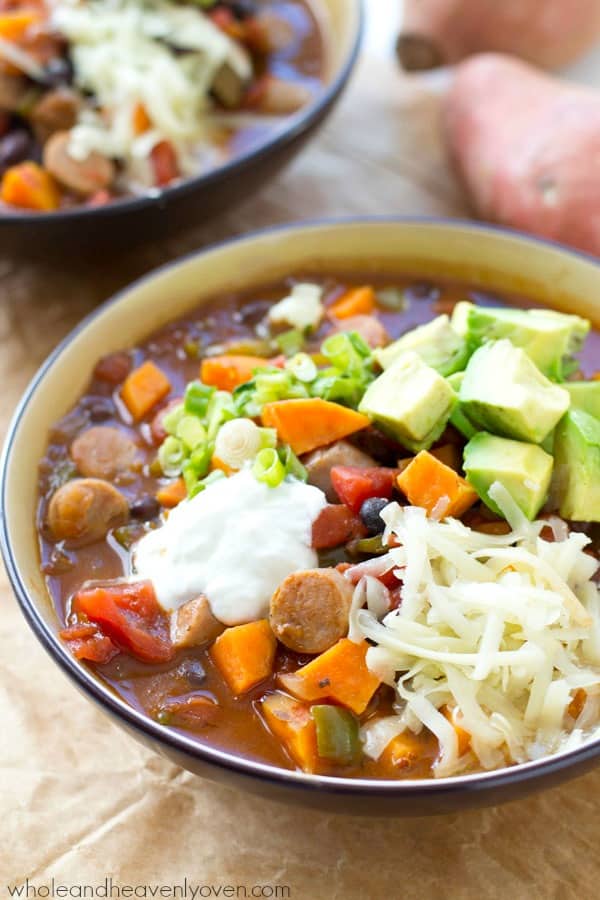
[397,0,600,71]
[444,54,600,256]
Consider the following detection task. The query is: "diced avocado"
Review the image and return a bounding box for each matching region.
[358,351,456,452]
[446,371,477,439]
[454,303,590,381]
[541,429,555,454]
[459,340,570,444]
[565,381,600,420]
[373,315,469,376]
[552,409,600,522]
[449,300,472,337]
[464,432,554,520]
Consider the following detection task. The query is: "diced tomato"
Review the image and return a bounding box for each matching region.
[150,140,179,187]
[311,503,367,550]
[209,6,245,40]
[59,622,119,664]
[268,354,286,369]
[387,584,403,610]
[330,466,397,514]
[74,580,173,664]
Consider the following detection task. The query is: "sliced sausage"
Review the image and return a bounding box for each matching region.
[71,426,139,480]
[31,88,80,143]
[330,314,390,349]
[311,504,367,550]
[47,478,129,545]
[270,568,354,654]
[253,76,312,115]
[43,130,115,196]
[303,439,376,501]
[170,596,224,650]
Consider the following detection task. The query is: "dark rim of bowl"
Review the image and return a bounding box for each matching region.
[3,215,600,799]
[0,0,364,228]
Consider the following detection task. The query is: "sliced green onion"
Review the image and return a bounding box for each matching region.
[278,444,308,482]
[184,380,215,418]
[347,330,372,359]
[182,460,199,495]
[188,469,226,499]
[252,448,286,488]
[310,372,362,407]
[206,390,236,440]
[275,328,304,357]
[233,381,262,418]
[259,427,278,450]
[285,352,318,383]
[253,369,309,405]
[158,436,185,477]
[321,331,370,375]
[162,403,185,436]
[214,418,262,469]
[312,705,361,765]
[189,443,213,478]
[176,415,207,452]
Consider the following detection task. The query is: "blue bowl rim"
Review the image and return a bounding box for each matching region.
[0,0,365,228]
[3,214,600,800]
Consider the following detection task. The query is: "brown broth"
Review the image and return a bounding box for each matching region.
[37,274,600,778]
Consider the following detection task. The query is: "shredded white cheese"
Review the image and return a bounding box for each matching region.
[50,0,252,185]
[352,490,600,777]
[268,283,325,331]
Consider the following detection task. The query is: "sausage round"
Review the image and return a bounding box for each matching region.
[170,595,224,650]
[47,478,129,545]
[303,439,375,501]
[270,568,354,654]
[71,426,139,480]
[43,131,115,196]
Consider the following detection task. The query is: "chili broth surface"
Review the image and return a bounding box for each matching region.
[37,275,600,779]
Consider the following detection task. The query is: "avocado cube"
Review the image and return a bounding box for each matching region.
[552,409,600,522]
[450,300,472,337]
[459,340,570,444]
[374,315,469,376]
[446,371,477,439]
[358,351,456,452]
[565,381,600,421]
[464,433,554,520]
[453,303,590,381]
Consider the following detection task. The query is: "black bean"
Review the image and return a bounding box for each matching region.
[0,130,32,171]
[83,396,115,422]
[359,497,389,535]
[404,281,440,303]
[41,56,74,88]
[129,495,160,521]
[177,659,206,686]
[224,0,257,18]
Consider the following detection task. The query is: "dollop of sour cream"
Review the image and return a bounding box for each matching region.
[133,469,327,625]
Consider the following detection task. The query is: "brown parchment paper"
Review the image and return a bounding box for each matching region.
[2,45,600,899]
